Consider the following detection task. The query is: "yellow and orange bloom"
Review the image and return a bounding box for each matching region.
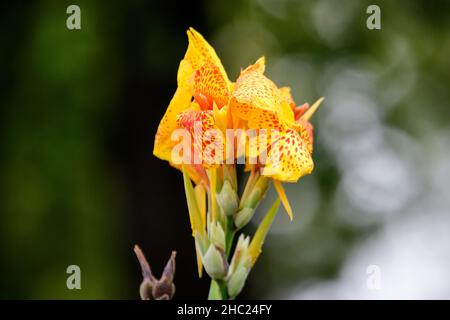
[154,28,322,183]
[152,28,324,299]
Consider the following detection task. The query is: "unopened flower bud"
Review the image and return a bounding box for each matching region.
[234,207,255,229]
[217,180,238,216]
[243,176,269,209]
[227,266,249,298]
[244,189,261,209]
[203,245,229,279]
[209,222,226,251]
[228,234,251,272]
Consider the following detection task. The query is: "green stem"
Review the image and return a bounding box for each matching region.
[208,279,228,300]
[207,165,242,300]
[226,230,236,258]
[225,216,236,257]
[208,217,236,300]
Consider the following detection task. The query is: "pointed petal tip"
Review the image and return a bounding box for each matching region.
[301,96,325,121]
[273,180,294,221]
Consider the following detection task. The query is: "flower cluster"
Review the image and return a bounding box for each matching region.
[153,28,323,299]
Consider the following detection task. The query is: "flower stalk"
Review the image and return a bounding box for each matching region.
[148,27,324,299]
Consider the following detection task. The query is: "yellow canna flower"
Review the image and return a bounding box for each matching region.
[153,28,323,218]
[230,57,296,130]
[154,28,231,179]
[229,58,323,218]
[149,28,325,299]
[230,57,323,182]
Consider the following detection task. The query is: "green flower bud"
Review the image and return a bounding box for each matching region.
[228,234,251,274]
[243,176,269,209]
[244,188,261,209]
[222,164,237,191]
[217,180,238,216]
[234,207,255,229]
[203,245,229,279]
[209,222,226,251]
[227,266,249,298]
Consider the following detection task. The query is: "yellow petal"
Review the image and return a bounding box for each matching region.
[155,28,230,169]
[208,167,219,222]
[153,86,192,162]
[195,184,206,228]
[279,86,296,108]
[300,97,324,121]
[230,58,295,131]
[273,180,293,220]
[230,59,280,122]
[212,103,229,133]
[185,28,232,111]
[195,240,204,278]
[242,56,265,73]
[177,110,225,167]
[193,62,230,110]
[262,128,314,182]
[186,28,230,85]
[182,165,205,237]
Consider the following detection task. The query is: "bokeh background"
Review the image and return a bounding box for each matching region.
[1,0,450,299]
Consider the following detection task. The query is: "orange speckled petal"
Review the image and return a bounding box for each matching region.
[247,103,287,131]
[262,128,314,182]
[185,28,229,83]
[193,62,230,110]
[154,86,192,162]
[298,120,314,154]
[230,58,295,128]
[230,61,280,121]
[177,110,224,167]
[155,27,230,163]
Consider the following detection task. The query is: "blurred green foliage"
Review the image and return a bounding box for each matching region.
[0,1,124,298]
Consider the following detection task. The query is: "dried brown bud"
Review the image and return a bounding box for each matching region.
[134,245,176,300]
